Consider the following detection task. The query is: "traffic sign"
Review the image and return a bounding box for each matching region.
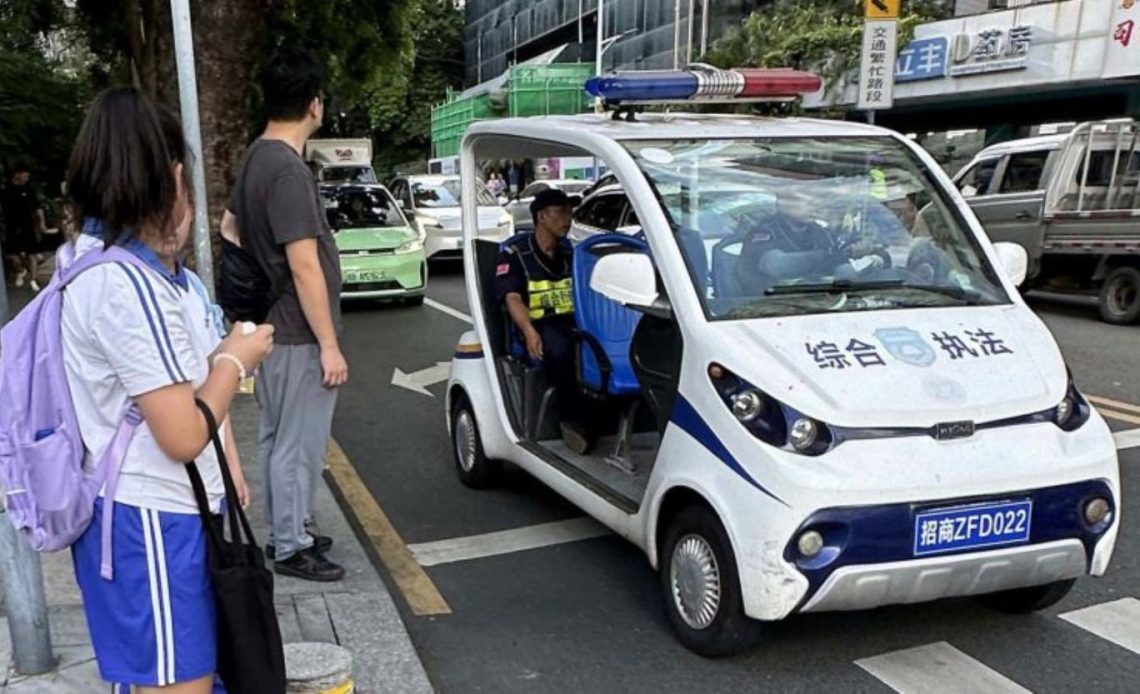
[857,19,898,111]
[865,0,901,20]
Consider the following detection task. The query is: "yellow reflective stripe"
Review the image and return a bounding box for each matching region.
[527,278,573,318]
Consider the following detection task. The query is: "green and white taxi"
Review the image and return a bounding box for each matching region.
[323,184,428,304]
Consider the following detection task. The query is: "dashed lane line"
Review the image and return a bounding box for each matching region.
[324,439,452,616]
[856,642,1032,694]
[408,517,611,567]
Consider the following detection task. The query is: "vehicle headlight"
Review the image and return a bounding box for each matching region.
[397,238,423,254]
[789,418,819,452]
[709,363,833,456]
[1054,375,1090,432]
[730,390,764,422]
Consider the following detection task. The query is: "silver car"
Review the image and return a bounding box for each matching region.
[505,179,594,231]
[388,175,514,259]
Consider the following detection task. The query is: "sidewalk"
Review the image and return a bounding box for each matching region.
[0,393,433,693]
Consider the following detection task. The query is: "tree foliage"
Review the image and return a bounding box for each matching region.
[708,0,952,106]
[0,0,89,187]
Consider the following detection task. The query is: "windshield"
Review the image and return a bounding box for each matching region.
[322,166,376,184]
[413,179,497,208]
[625,137,1010,320]
[329,189,409,229]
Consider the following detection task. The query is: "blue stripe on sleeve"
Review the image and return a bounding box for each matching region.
[123,262,189,382]
[114,262,178,383]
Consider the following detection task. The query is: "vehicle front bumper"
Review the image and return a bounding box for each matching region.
[339,252,426,299]
[785,479,1116,614]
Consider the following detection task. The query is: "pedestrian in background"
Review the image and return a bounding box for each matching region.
[1,161,46,291]
[64,87,274,692]
[222,47,347,582]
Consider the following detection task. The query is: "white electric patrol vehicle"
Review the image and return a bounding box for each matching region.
[445,68,1120,656]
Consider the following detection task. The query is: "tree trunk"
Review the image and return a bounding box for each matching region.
[190,0,265,262]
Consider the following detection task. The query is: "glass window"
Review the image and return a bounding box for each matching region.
[998,152,1048,193]
[321,166,376,184]
[957,158,999,197]
[411,179,497,208]
[625,137,1010,320]
[576,193,627,229]
[329,188,408,229]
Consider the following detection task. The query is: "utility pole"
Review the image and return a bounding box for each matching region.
[672,0,682,69]
[687,0,695,65]
[700,0,710,58]
[170,0,214,297]
[0,513,53,675]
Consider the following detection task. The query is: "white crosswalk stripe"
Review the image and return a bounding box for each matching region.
[408,517,610,567]
[1059,597,1140,656]
[856,642,1031,694]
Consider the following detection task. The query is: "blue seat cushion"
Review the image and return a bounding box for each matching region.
[572,233,651,396]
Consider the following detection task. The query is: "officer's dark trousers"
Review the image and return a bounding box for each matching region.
[536,319,586,426]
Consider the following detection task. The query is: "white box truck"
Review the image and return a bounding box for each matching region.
[304,138,377,184]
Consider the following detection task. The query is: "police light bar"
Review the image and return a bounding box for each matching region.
[584,66,822,106]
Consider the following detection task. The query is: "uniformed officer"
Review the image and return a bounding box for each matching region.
[494,188,595,454]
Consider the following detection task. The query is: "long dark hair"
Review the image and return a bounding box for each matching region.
[66,87,192,247]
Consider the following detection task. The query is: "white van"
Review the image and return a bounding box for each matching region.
[444,71,1120,656]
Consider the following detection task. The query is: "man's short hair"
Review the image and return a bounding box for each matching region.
[529,188,573,226]
[261,47,324,122]
[11,160,31,175]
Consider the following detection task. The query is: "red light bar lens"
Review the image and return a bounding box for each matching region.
[737,69,823,98]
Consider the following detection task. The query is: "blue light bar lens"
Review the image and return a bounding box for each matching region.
[585,71,699,102]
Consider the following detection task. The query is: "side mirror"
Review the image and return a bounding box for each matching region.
[397,199,407,210]
[960,184,978,198]
[590,252,668,315]
[993,242,1028,286]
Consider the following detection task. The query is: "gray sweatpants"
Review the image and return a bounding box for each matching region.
[256,343,338,560]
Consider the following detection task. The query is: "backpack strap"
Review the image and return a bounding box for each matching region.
[98,406,144,581]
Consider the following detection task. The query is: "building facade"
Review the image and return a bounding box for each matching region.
[463,0,768,87]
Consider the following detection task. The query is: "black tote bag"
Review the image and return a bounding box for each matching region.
[186,399,287,694]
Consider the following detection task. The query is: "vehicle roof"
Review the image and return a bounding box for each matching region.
[466,112,888,147]
[400,174,459,183]
[976,134,1067,158]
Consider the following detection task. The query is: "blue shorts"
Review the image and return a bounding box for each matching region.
[73,499,220,689]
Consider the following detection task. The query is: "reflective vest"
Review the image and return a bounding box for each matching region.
[506,235,574,320]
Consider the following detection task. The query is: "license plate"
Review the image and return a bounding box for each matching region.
[345,270,385,283]
[913,500,1032,557]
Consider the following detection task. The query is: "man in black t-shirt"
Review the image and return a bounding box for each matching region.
[1,163,45,291]
[221,48,346,582]
[495,189,595,454]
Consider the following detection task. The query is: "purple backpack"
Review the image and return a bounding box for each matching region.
[0,242,149,579]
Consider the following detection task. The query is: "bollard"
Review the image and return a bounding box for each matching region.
[0,510,54,675]
[284,642,354,693]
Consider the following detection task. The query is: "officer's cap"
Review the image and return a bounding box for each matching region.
[530,188,575,218]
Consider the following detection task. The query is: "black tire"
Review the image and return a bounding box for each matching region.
[660,506,762,657]
[405,295,425,307]
[450,395,500,489]
[1098,266,1140,325]
[975,578,1076,614]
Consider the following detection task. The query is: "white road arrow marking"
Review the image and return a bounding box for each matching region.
[391,361,452,397]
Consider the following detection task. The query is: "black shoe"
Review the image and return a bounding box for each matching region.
[274,547,345,582]
[560,421,596,455]
[265,534,333,561]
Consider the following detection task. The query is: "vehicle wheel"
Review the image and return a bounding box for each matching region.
[1098,266,1140,325]
[451,396,500,489]
[975,578,1076,614]
[660,506,761,657]
[405,295,425,307]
